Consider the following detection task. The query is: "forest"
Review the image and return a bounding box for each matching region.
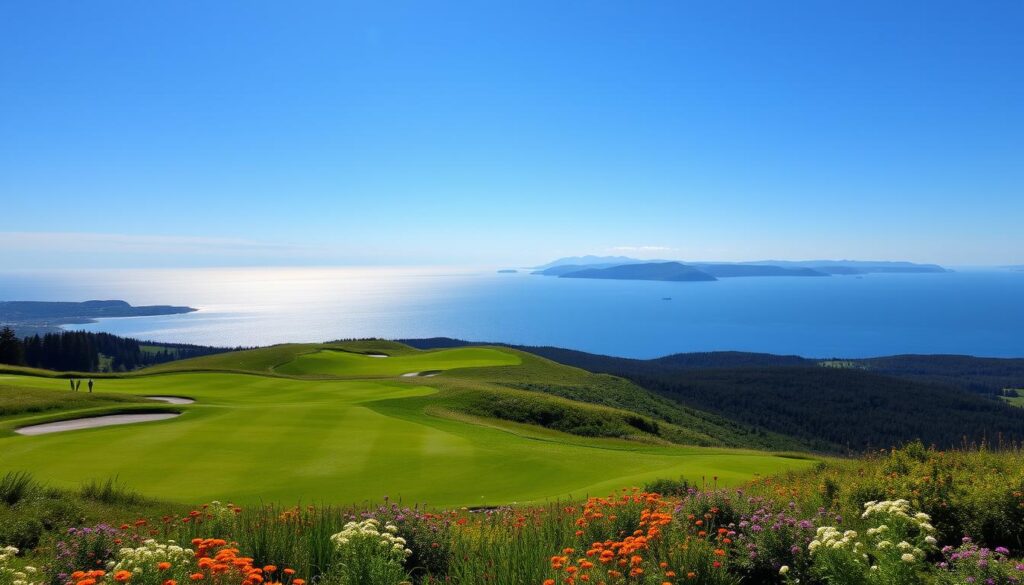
[0,327,229,372]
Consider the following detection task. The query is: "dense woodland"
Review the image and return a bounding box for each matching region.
[628,366,1024,452]
[403,338,1024,453]
[0,327,229,372]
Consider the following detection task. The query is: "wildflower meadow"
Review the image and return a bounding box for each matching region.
[2,442,1023,584]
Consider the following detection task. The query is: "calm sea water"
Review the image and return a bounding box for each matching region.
[1,267,1022,359]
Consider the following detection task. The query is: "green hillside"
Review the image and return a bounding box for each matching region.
[0,342,810,506]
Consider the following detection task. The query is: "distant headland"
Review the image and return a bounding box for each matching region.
[0,300,197,335]
[532,256,948,282]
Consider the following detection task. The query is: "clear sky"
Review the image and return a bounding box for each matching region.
[1,1,1022,269]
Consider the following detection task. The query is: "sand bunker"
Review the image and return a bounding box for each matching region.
[365,353,389,358]
[16,413,180,436]
[145,396,195,404]
[400,371,441,378]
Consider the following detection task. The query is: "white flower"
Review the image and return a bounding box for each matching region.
[924,536,937,545]
[779,565,790,575]
[900,553,915,563]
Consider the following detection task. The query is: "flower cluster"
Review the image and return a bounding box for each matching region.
[802,500,939,584]
[936,537,1024,584]
[51,525,125,584]
[862,500,936,534]
[329,519,410,584]
[1,547,40,585]
[809,527,862,554]
[107,539,194,583]
[545,491,684,584]
[61,538,300,585]
[330,519,411,561]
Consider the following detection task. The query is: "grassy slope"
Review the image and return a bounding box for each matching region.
[0,383,152,418]
[448,351,805,451]
[0,343,811,506]
[275,347,521,377]
[142,343,797,448]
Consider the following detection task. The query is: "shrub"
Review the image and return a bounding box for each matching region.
[643,476,691,496]
[935,538,1024,584]
[327,519,410,585]
[48,525,122,585]
[0,513,43,552]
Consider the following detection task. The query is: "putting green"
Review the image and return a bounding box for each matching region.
[0,347,812,506]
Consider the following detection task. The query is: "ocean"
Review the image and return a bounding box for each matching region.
[1,267,1022,359]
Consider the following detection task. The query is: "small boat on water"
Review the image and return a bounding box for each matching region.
[662,297,672,301]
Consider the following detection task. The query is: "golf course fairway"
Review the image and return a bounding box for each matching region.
[0,345,813,506]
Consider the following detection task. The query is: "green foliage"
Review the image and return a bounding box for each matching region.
[644,476,691,496]
[78,478,146,507]
[0,474,38,507]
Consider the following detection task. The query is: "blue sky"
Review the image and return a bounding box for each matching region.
[1,1,1022,268]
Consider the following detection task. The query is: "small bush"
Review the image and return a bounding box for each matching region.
[0,510,43,550]
[644,476,691,496]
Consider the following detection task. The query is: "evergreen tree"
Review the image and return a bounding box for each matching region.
[0,326,24,365]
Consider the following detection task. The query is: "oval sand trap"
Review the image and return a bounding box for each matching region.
[401,371,441,377]
[145,396,195,404]
[16,413,180,436]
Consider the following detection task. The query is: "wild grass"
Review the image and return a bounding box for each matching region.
[2,444,1024,584]
[0,385,149,418]
[0,472,39,506]
[78,477,147,506]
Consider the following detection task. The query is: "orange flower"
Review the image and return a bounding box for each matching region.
[114,571,132,582]
[189,574,205,581]
[158,562,172,571]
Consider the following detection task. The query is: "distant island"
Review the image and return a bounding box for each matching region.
[0,300,197,335]
[533,256,948,282]
[496,269,518,274]
[560,262,717,282]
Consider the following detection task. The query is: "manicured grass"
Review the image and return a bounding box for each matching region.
[0,344,811,506]
[273,347,522,377]
[0,383,151,418]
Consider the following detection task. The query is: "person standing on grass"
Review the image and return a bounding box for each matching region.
[75,379,81,392]
[88,379,93,393]
[69,378,75,392]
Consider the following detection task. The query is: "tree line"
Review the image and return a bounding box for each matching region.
[0,327,230,372]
